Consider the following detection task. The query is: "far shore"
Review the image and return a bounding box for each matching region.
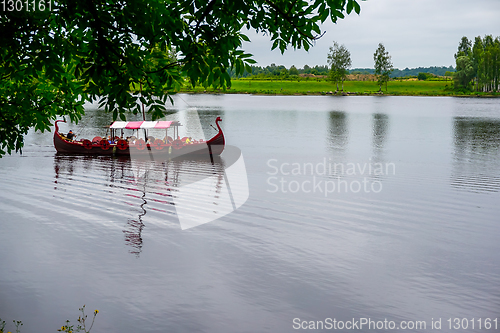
[178,79,500,98]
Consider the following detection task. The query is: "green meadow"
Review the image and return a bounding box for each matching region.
[181,79,478,96]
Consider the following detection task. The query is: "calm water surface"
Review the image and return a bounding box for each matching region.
[1,95,500,332]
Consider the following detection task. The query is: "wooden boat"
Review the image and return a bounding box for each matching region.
[53,117,225,157]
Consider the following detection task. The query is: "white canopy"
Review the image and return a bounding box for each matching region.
[109,121,174,129]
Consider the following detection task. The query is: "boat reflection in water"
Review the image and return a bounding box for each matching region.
[129,144,249,230]
[53,145,249,255]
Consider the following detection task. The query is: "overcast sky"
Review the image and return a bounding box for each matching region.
[241,0,500,69]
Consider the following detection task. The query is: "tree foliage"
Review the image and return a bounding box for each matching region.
[454,35,500,91]
[327,41,351,91]
[0,0,362,156]
[454,56,475,89]
[373,43,393,92]
[471,35,500,92]
[455,36,472,59]
[288,65,299,76]
[417,72,427,80]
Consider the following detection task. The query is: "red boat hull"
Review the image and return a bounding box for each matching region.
[54,118,225,157]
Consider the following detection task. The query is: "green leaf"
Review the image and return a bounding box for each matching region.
[320,8,330,22]
[240,34,251,42]
[347,0,353,14]
[271,39,279,50]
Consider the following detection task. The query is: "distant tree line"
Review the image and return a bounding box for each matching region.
[350,66,455,78]
[229,64,329,78]
[232,64,455,79]
[454,35,500,92]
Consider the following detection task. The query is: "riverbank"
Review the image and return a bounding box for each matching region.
[179,79,499,97]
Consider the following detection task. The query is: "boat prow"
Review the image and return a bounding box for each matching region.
[206,116,225,156]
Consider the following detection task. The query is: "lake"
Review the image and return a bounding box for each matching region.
[1,94,499,332]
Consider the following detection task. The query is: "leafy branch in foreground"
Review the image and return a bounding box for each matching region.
[0,0,363,157]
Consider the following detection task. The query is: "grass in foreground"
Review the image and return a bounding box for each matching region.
[0,306,98,333]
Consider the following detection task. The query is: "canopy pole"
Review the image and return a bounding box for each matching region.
[140,81,146,121]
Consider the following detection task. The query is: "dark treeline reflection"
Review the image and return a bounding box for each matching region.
[326,111,349,155]
[326,111,390,152]
[372,113,389,151]
[452,117,500,192]
[53,154,226,256]
[326,111,391,168]
[372,113,389,167]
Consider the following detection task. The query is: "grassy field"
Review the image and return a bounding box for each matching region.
[181,79,468,96]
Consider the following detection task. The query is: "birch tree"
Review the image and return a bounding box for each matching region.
[373,43,393,92]
[327,41,352,92]
[456,35,500,92]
